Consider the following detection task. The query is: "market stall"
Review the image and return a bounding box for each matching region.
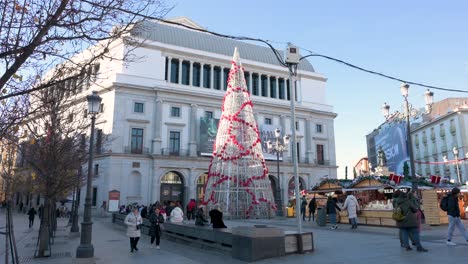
[340,176,397,227]
[422,186,468,225]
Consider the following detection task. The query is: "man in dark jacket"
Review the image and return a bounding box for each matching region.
[396,192,428,252]
[27,207,37,228]
[446,187,468,246]
[326,196,341,229]
[308,196,317,222]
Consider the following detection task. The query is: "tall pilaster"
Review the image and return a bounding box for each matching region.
[167,57,172,83]
[189,104,198,157]
[305,119,313,164]
[152,98,163,154]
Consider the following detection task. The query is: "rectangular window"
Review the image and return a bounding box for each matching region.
[100,103,104,113]
[170,59,179,83]
[265,118,272,125]
[131,128,144,154]
[96,129,103,154]
[223,68,230,90]
[171,106,180,117]
[203,65,211,88]
[165,57,168,81]
[205,111,213,119]
[278,78,285,99]
[94,164,99,176]
[244,71,250,92]
[214,66,221,90]
[317,144,324,165]
[80,134,86,151]
[286,79,291,100]
[295,121,299,130]
[181,61,190,85]
[316,124,322,133]
[92,187,97,206]
[270,77,277,98]
[134,102,144,113]
[169,131,180,154]
[261,75,268,97]
[193,63,201,87]
[297,142,301,163]
[252,74,259,95]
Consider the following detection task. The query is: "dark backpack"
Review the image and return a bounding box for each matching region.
[440,196,448,211]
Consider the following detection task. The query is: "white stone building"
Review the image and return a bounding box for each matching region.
[412,101,468,184]
[80,17,337,210]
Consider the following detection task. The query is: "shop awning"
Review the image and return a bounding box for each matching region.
[343,185,392,192]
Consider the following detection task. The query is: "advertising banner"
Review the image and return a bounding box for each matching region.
[374,123,409,175]
[260,124,284,161]
[199,117,220,156]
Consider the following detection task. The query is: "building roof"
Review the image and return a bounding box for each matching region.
[133,19,315,72]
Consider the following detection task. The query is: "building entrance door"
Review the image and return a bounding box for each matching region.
[160,171,184,204]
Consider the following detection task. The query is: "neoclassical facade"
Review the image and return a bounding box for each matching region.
[81,17,337,210]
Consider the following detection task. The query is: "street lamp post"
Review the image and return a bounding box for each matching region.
[267,128,290,217]
[382,83,434,192]
[452,147,462,184]
[76,91,102,259]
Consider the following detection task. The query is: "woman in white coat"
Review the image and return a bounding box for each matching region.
[170,204,184,223]
[124,207,143,252]
[342,192,360,229]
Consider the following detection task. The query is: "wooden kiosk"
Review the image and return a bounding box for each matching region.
[340,177,397,227]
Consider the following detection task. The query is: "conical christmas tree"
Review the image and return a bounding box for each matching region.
[203,48,275,219]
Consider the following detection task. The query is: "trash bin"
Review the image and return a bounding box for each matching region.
[316,207,326,226]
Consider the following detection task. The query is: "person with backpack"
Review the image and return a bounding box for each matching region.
[395,192,428,252]
[326,196,341,230]
[441,187,468,246]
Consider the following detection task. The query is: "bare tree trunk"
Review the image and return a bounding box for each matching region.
[37,198,50,257]
[8,200,19,263]
[5,202,9,264]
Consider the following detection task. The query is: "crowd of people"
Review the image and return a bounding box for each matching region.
[121,199,227,252]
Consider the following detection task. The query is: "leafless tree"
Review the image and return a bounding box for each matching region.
[0,0,172,138]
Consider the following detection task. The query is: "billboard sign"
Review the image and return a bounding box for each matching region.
[199,117,220,156]
[374,123,409,175]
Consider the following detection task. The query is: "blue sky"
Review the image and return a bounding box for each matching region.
[166,0,468,177]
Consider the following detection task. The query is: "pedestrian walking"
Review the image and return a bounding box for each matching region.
[209,204,227,228]
[395,192,428,252]
[148,207,164,249]
[27,207,37,228]
[441,187,468,246]
[186,199,196,221]
[326,196,341,229]
[124,207,142,252]
[342,191,360,229]
[170,203,184,223]
[300,196,307,221]
[140,206,148,219]
[308,195,317,222]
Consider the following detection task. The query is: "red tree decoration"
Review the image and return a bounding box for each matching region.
[203,48,275,219]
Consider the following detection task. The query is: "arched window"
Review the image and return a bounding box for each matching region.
[160,171,184,205]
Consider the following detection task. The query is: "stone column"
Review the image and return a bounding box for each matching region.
[189,61,193,86]
[266,75,270,97]
[283,174,289,207]
[248,72,253,93]
[152,98,163,155]
[210,65,214,89]
[305,119,313,164]
[189,104,198,157]
[167,57,172,83]
[200,63,204,88]
[178,59,183,84]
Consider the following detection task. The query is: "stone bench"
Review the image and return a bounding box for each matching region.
[113,213,313,262]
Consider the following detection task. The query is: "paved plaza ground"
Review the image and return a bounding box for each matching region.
[1,208,468,264]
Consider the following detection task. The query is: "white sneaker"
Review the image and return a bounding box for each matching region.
[446,241,456,246]
[156,246,160,249]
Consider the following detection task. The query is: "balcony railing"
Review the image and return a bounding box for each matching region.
[161,148,189,157]
[124,146,149,154]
